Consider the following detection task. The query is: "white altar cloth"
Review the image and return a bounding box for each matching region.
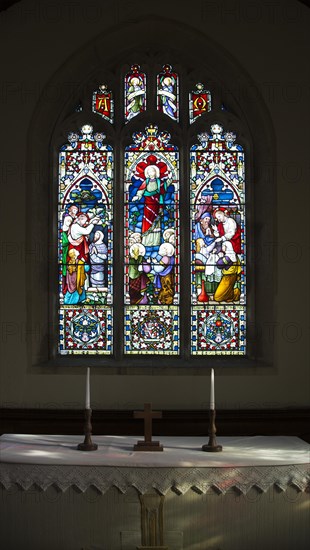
[1,434,309,495]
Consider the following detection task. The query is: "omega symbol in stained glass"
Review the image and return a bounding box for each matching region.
[189,82,211,124]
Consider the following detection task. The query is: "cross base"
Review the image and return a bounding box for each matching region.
[134,440,164,452]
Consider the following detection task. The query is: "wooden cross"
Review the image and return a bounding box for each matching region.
[133,403,163,451]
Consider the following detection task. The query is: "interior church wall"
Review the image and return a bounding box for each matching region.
[0,0,309,411]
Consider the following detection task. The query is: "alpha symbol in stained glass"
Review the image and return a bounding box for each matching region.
[92,84,114,123]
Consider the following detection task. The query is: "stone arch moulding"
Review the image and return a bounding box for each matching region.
[26,16,277,374]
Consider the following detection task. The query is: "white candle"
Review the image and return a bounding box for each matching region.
[85,368,90,409]
[210,368,215,410]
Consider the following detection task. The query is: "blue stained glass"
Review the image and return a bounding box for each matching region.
[157,64,179,121]
[124,125,180,354]
[190,125,246,355]
[58,125,113,355]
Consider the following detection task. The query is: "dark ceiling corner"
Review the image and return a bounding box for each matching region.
[0,0,21,13]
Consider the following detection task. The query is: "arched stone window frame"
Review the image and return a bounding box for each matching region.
[26,18,276,374]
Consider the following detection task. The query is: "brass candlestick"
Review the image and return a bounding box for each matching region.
[202,408,222,452]
[77,408,98,451]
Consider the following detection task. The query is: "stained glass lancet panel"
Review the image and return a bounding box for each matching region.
[124,125,180,354]
[189,83,211,124]
[124,64,146,123]
[190,125,246,355]
[157,64,179,121]
[58,125,113,354]
[92,84,114,123]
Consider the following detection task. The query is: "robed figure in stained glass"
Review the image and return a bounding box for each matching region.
[190,125,246,354]
[214,241,241,302]
[62,204,79,278]
[125,65,146,122]
[63,212,101,304]
[153,241,175,305]
[212,207,241,255]
[58,126,113,354]
[124,126,180,353]
[128,241,151,305]
[89,230,108,288]
[157,65,178,121]
[132,160,169,248]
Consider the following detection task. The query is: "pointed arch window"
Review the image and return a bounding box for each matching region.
[56,60,249,360]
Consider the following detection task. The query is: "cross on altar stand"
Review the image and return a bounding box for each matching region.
[133,403,163,451]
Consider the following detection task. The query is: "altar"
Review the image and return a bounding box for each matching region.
[1,434,309,550]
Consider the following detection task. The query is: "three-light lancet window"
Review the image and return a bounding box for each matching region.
[58,64,246,358]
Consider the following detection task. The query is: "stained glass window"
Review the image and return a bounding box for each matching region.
[157,64,179,121]
[57,62,248,360]
[190,125,246,354]
[58,125,113,354]
[125,64,146,123]
[92,84,114,123]
[189,83,211,124]
[124,125,180,354]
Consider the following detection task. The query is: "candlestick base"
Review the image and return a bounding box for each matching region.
[202,443,223,452]
[202,409,223,453]
[77,441,98,451]
[77,408,98,452]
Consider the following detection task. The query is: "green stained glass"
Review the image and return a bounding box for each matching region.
[125,64,146,123]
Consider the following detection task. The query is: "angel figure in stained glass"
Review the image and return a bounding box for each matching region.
[127,76,145,121]
[159,76,177,119]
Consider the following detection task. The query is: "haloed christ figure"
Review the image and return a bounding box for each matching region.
[132,164,167,247]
